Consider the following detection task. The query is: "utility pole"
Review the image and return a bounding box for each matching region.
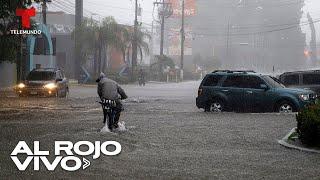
[75,0,83,27]
[180,0,185,81]
[160,0,165,56]
[154,0,172,56]
[42,0,47,24]
[18,36,24,81]
[226,20,230,66]
[154,0,172,81]
[307,13,317,65]
[132,0,138,81]
[75,0,83,82]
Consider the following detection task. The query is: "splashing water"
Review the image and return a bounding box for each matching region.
[100,125,111,133]
[116,121,127,132]
[100,121,127,133]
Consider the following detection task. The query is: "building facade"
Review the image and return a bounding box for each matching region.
[34,11,75,78]
[165,0,306,74]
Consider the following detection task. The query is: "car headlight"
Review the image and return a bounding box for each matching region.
[17,83,26,89]
[43,83,57,90]
[299,94,310,101]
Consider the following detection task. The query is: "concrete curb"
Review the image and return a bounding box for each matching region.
[278,128,320,154]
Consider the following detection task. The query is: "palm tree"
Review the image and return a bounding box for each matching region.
[98,17,128,73]
[73,17,148,78]
[136,28,151,65]
[121,26,151,68]
[72,19,98,66]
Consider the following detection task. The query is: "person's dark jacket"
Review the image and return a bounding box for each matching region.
[97,77,127,100]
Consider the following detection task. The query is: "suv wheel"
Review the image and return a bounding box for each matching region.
[277,100,296,113]
[207,99,224,112]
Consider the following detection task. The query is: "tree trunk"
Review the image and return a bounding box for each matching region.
[138,46,143,65]
[93,44,98,77]
[122,47,127,65]
[127,47,130,66]
[98,39,102,73]
[102,44,108,73]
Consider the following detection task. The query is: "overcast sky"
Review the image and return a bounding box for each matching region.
[302,0,320,42]
[47,0,320,41]
[85,0,320,25]
[47,0,154,26]
[48,0,320,25]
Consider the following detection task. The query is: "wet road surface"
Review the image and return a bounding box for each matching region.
[0,81,319,179]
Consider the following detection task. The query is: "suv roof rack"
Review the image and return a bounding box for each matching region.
[282,69,320,74]
[212,70,256,74]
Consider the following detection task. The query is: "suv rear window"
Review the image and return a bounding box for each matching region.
[282,74,299,86]
[27,71,55,81]
[302,74,320,85]
[203,75,223,86]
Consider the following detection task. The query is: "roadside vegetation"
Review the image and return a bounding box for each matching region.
[296,103,320,147]
[72,17,150,80]
[0,0,34,62]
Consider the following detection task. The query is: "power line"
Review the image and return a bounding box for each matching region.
[54,0,93,17]
[191,19,320,37]
[196,0,305,9]
[157,18,320,37]
[53,0,137,24]
[85,1,154,14]
[48,0,319,37]
[49,3,74,14]
[184,18,320,31]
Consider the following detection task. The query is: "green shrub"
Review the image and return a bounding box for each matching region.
[296,104,320,147]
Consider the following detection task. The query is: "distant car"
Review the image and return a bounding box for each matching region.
[15,68,69,97]
[196,70,317,113]
[279,70,320,97]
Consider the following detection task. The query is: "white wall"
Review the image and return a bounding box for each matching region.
[33,55,56,69]
[0,62,16,88]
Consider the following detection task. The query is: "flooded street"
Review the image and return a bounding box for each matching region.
[0,81,319,179]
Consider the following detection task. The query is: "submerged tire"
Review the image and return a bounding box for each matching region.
[276,100,296,113]
[206,99,225,112]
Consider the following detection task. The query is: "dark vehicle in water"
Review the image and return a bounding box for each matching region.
[279,70,320,97]
[196,70,317,113]
[15,68,69,97]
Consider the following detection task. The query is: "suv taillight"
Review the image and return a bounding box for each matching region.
[198,88,203,96]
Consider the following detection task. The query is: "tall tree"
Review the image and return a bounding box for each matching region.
[122,26,150,66]
[72,19,97,65]
[72,16,150,78]
[99,17,125,72]
[72,16,128,76]
[0,0,32,62]
[136,28,151,65]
